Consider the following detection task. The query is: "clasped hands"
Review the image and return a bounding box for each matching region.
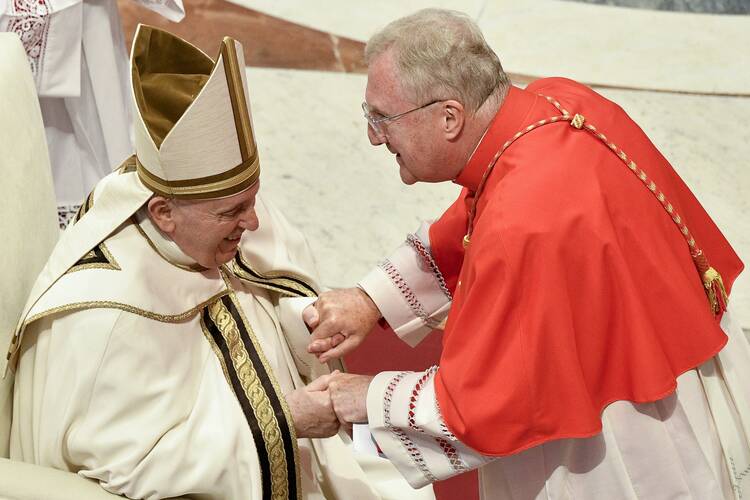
[286,287,383,438]
[285,371,373,438]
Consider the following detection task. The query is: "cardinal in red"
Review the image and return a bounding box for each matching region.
[307,8,747,500]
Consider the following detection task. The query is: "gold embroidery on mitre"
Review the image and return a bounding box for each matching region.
[131,25,213,148]
[221,37,256,165]
[130,26,260,201]
[136,156,260,200]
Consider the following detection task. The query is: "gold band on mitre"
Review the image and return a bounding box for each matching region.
[131,26,261,200]
[136,155,260,200]
[221,38,255,166]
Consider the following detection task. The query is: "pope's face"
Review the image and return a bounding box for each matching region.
[169,182,260,268]
[364,50,455,185]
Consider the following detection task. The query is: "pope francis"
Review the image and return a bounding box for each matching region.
[3,25,434,500]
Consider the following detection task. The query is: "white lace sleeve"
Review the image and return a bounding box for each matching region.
[358,222,452,347]
[366,367,493,488]
[0,0,83,96]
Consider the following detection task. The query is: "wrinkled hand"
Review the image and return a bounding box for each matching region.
[328,373,374,430]
[305,288,381,363]
[285,372,340,438]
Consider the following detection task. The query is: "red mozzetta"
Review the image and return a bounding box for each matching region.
[430,78,744,455]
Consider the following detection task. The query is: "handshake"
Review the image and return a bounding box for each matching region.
[285,371,373,438]
[286,287,384,438]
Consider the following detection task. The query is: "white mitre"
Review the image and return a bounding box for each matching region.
[5,25,261,372]
[132,24,260,199]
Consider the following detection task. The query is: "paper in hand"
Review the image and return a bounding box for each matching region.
[352,423,385,458]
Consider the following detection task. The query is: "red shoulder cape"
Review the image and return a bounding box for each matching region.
[430,78,744,455]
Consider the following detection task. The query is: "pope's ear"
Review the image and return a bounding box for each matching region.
[442,99,465,141]
[147,196,177,234]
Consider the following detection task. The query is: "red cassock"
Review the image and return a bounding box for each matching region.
[430,77,744,456]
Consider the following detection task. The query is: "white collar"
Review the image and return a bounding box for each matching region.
[135,206,203,270]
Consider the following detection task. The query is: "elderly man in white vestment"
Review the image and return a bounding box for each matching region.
[4,25,434,500]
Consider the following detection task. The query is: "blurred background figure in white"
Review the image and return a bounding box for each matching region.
[0,0,184,227]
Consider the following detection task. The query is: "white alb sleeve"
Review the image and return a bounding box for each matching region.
[358,222,452,347]
[366,367,494,488]
[0,0,83,96]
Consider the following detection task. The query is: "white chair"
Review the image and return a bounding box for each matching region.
[0,32,125,500]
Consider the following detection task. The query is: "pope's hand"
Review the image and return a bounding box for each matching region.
[305,288,381,363]
[328,373,374,429]
[285,372,340,438]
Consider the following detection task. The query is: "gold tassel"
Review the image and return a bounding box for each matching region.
[702,267,728,316]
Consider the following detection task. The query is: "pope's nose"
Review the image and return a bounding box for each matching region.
[239,207,259,231]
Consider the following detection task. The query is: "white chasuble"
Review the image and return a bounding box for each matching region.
[9,178,433,500]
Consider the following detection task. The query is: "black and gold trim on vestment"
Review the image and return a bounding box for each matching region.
[230,253,317,298]
[118,155,138,174]
[200,293,300,500]
[7,290,232,366]
[71,189,96,225]
[21,291,231,330]
[66,242,120,274]
[71,156,136,226]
